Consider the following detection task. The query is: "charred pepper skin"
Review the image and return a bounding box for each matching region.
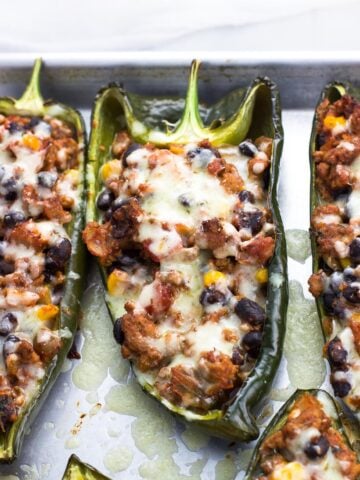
[244,389,360,479]
[86,61,288,441]
[0,59,86,463]
[62,454,110,480]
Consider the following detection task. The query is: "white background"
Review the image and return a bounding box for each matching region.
[1,0,359,53]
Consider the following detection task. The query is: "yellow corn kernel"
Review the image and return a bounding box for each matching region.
[323,115,346,130]
[203,270,226,287]
[352,312,360,323]
[255,267,268,284]
[101,160,122,182]
[107,269,129,296]
[270,462,305,480]
[340,257,351,269]
[175,223,193,235]
[37,304,59,321]
[169,144,184,155]
[23,133,41,151]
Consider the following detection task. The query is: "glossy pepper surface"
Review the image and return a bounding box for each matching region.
[62,454,110,480]
[86,61,287,441]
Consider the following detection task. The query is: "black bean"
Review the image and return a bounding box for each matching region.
[350,238,360,264]
[242,331,262,358]
[236,210,264,235]
[113,318,125,344]
[327,337,348,369]
[343,268,356,284]
[316,132,328,150]
[122,143,141,166]
[263,168,270,189]
[199,288,227,306]
[331,378,351,398]
[187,147,220,166]
[0,259,15,275]
[323,291,337,315]
[37,171,58,188]
[0,313,17,336]
[239,140,258,158]
[231,347,245,366]
[111,221,132,239]
[110,197,130,212]
[110,200,134,239]
[343,285,360,304]
[103,209,113,222]
[178,194,191,208]
[329,274,343,293]
[97,189,115,211]
[2,178,18,201]
[8,121,23,134]
[335,185,351,200]
[304,435,330,459]
[3,334,21,357]
[0,394,17,427]
[235,298,266,326]
[46,238,72,272]
[4,211,25,228]
[238,190,255,203]
[116,250,141,270]
[28,117,40,128]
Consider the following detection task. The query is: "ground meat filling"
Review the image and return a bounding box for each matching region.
[0,114,81,429]
[309,95,360,410]
[255,393,360,480]
[83,134,276,413]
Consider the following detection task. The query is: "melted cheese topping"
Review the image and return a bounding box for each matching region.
[312,104,360,412]
[258,392,360,480]
[0,115,80,416]
[100,139,275,410]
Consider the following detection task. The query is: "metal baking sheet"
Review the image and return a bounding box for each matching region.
[0,53,351,479]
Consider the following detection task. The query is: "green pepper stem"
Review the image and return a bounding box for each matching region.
[14,58,45,114]
[118,59,261,147]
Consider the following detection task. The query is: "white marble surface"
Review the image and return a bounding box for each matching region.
[1,0,360,52]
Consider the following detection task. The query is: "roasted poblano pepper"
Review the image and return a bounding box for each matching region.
[309,83,360,415]
[0,59,86,462]
[245,389,360,479]
[86,61,287,441]
[62,454,110,480]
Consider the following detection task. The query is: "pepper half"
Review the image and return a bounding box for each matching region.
[62,454,110,480]
[0,59,86,462]
[86,61,287,441]
[245,389,360,479]
[309,83,360,415]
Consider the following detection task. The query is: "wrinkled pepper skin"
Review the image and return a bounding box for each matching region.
[87,61,288,441]
[0,59,86,462]
[245,389,360,479]
[62,454,110,480]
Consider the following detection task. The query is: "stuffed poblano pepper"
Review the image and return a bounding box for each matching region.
[0,59,85,462]
[309,84,360,415]
[62,454,110,480]
[84,60,287,441]
[245,389,360,479]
